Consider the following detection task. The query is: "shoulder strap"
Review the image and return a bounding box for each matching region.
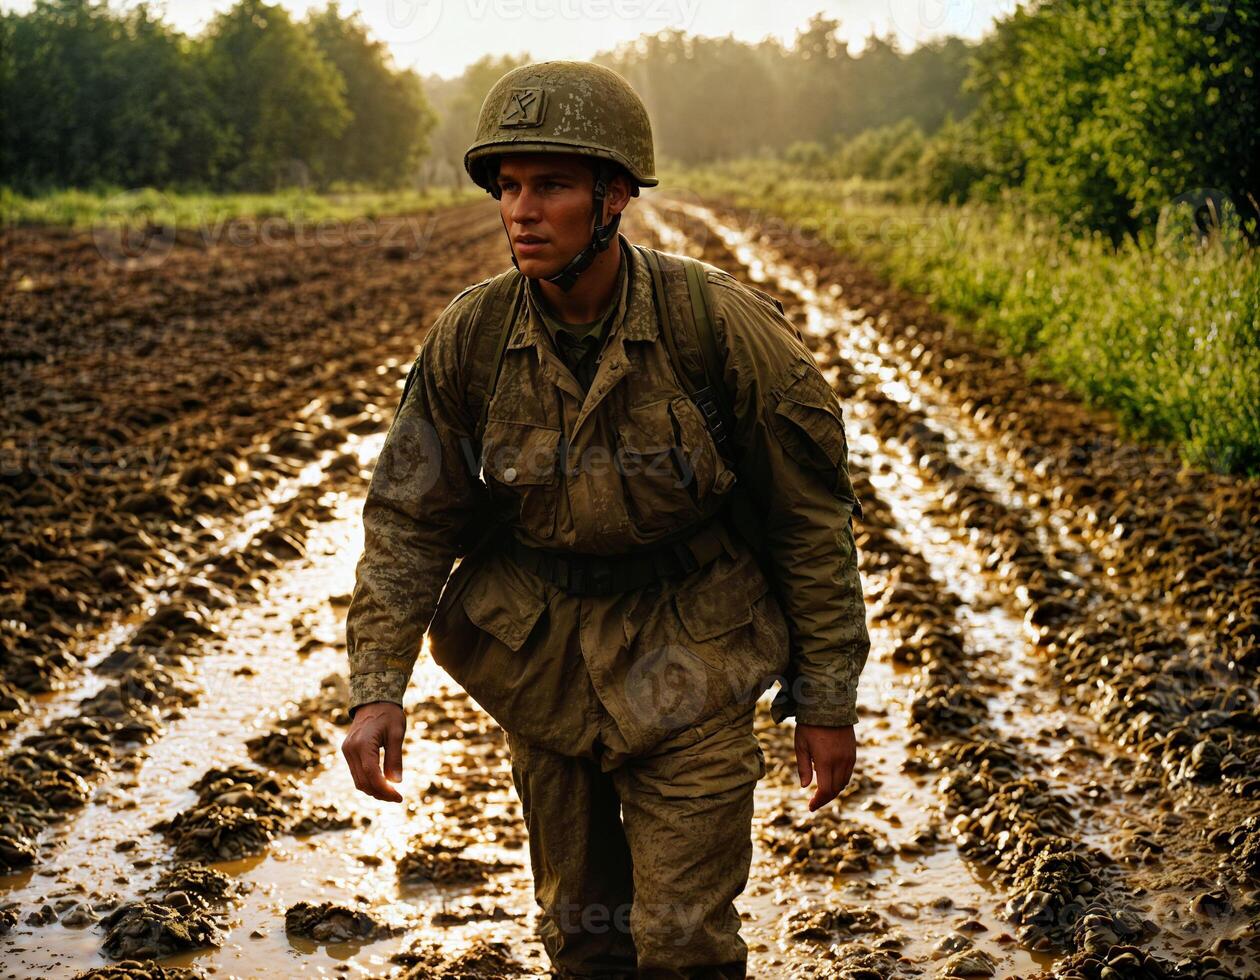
[638,245,737,463]
[463,269,525,438]
[681,257,735,451]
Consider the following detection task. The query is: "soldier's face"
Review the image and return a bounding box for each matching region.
[496,154,620,277]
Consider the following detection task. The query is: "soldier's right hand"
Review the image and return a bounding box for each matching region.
[342,701,406,803]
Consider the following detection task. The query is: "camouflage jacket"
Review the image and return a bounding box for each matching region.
[345,235,869,751]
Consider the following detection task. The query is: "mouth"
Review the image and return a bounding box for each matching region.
[514,235,548,248]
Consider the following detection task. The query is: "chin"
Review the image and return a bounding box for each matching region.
[516,255,564,279]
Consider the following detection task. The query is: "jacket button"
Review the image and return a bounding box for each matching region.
[503,466,518,483]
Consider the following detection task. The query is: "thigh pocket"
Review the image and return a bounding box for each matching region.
[634,704,765,800]
[671,551,771,655]
[460,554,550,652]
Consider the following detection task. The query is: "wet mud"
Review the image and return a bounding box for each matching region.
[1,195,1256,978]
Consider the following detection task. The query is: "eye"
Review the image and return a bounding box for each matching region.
[544,181,566,191]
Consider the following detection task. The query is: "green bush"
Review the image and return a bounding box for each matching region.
[681,168,1260,475]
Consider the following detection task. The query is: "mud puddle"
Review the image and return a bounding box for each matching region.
[1,443,544,977]
[3,196,1257,978]
[633,200,1260,976]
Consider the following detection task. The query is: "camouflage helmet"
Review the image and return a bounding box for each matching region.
[464,60,658,195]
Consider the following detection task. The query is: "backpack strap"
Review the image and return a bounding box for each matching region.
[681,256,736,457]
[451,268,525,557]
[637,245,782,563]
[636,245,737,465]
[463,268,526,439]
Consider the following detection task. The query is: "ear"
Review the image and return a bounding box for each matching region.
[605,168,634,219]
[486,157,503,201]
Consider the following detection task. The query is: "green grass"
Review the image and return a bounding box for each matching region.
[676,161,1260,476]
[0,185,482,228]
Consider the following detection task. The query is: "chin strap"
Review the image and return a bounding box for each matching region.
[499,161,621,292]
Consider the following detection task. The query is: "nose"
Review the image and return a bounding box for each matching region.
[507,184,541,227]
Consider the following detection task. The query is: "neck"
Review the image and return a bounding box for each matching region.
[536,236,623,323]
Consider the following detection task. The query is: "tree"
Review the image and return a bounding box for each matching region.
[305,3,434,188]
[967,0,1259,239]
[0,0,225,190]
[200,0,350,190]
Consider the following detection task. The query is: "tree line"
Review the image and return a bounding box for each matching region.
[0,0,433,192]
[417,20,977,187]
[854,0,1258,240]
[3,0,1256,241]
[387,3,1260,242]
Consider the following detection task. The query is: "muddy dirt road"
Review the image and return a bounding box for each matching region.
[1,196,1257,979]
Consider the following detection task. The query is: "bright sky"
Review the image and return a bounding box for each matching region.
[7,0,1018,78]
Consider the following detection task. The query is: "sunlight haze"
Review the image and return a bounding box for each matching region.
[5,0,1016,77]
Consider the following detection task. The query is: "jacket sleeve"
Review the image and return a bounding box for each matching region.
[709,275,870,727]
[344,291,485,718]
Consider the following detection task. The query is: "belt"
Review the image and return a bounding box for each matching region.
[503,519,735,596]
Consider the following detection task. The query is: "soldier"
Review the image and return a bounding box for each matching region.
[341,61,869,979]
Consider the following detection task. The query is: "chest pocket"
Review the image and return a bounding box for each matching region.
[481,418,563,538]
[615,396,733,539]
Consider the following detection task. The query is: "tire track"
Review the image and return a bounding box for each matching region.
[1,204,503,708]
[635,199,1260,977]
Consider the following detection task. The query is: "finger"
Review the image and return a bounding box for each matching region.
[836,750,855,792]
[357,725,400,801]
[342,737,365,790]
[384,725,404,783]
[347,720,400,796]
[357,744,402,803]
[809,759,836,812]
[794,729,813,788]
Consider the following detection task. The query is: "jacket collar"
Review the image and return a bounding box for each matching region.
[508,233,658,350]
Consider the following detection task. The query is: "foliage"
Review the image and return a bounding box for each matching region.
[0,184,478,227]
[199,0,350,190]
[305,4,434,188]
[420,53,533,188]
[0,0,432,192]
[966,0,1259,239]
[834,120,926,182]
[683,166,1260,475]
[598,20,977,167]
[0,0,225,190]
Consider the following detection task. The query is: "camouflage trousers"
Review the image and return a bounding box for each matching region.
[506,696,764,979]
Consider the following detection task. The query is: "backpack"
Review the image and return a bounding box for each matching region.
[454,245,785,561]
